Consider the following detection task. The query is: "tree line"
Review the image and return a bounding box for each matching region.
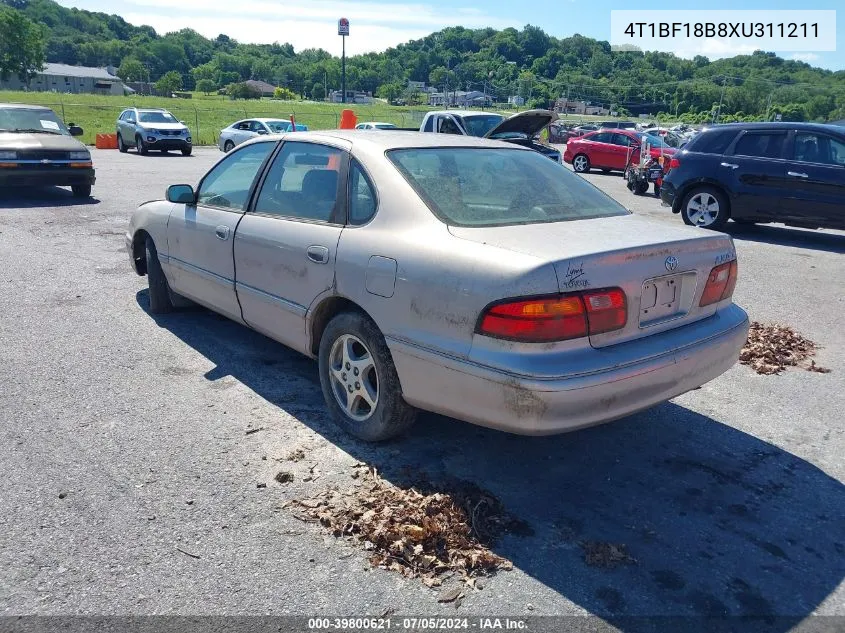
[2,0,845,121]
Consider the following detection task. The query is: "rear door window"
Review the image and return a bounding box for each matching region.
[685,129,737,154]
[590,132,614,144]
[731,132,787,159]
[793,132,845,166]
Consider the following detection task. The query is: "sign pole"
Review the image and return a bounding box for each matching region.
[342,35,346,104]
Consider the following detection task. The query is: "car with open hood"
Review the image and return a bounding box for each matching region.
[0,103,94,198]
[418,109,561,162]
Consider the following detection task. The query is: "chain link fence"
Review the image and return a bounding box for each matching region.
[32,101,431,146]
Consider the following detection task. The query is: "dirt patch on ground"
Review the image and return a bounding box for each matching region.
[289,466,523,587]
[740,322,831,375]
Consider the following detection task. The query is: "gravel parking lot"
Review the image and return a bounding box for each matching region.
[1,146,843,623]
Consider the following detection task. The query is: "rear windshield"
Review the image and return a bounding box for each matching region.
[456,114,504,137]
[388,147,629,227]
[685,129,738,155]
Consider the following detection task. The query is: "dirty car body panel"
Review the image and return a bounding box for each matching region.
[127,130,748,437]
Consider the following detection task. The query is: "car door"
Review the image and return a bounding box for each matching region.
[166,140,277,322]
[233,140,348,352]
[232,120,255,145]
[250,120,270,138]
[584,132,615,168]
[610,132,637,170]
[120,111,136,144]
[721,129,790,220]
[782,130,845,229]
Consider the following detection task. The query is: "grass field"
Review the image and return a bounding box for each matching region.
[0,90,621,145]
[0,91,435,145]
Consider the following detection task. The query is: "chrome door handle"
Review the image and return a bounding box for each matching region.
[787,171,808,178]
[215,225,230,240]
[720,162,739,169]
[306,245,329,264]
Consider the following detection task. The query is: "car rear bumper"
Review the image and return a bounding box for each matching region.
[0,166,95,188]
[660,180,678,208]
[388,304,749,435]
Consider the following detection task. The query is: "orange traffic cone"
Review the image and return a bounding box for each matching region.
[339,109,357,129]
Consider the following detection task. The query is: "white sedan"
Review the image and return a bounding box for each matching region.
[355,122,398,130]
[218,118,308,152]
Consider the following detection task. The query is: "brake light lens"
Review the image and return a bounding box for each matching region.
[478,288,627,342]
[699,260,738,306]
[669,157,680,169]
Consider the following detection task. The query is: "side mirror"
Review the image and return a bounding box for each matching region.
[257,129,268,135]
[166,184,195,204]
[69,125,83,136]
[180,120,186,125]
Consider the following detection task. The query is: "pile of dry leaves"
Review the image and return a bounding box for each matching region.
[289,466,520,587]
[740,321,830,375]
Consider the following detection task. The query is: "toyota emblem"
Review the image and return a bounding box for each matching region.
[665,256,678,272]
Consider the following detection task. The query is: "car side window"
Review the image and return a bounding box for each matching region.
[793,132,845,166]
[438,117,462,135]
[126,112,135,123]
[250,121,267,134]
[591,132,613,143]
[348,160,377,225]
[197,141,275,211]
[732,132,787,159]
[423,117,434,132]
[236,121,252,131]
[611,133,633,147]
[253,141,343,222]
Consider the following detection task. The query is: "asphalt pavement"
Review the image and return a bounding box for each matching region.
[0,146,843,625]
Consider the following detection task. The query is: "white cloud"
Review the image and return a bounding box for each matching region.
[791,52,820,62]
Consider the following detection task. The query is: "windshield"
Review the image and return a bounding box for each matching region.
[456,114,505,137]
[388,147,629,227]
[638,133,672,149]
[0,108,69,135]
[375,123,397,129]
[138,111,178,124]
[265,120,292,132]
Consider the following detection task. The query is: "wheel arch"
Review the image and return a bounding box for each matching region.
[307,294,379,358]
[132,229,150,276]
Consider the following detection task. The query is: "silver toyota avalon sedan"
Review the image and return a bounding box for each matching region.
[126,131,748,441]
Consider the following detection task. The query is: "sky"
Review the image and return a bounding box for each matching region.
[57,0,844,71]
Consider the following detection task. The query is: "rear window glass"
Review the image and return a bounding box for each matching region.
[685,129,738,154]
[733,132,787,159]
[388,147,629,228]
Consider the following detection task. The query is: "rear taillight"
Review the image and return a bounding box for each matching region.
[699,260,738,306]
[669,157,681,169]
[477,288,627,342]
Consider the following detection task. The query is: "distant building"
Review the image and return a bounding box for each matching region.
[508,95,525,107]
[245,79,278,97]
[428,90,492,108]
[407,80,436,95]
[553,98,608,116]
[0,63,125,95]
[329,90,373,104]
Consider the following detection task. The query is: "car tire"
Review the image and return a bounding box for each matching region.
[117,133,127,153]
[654,183,661,197]
[136,135,148,155]
[223,140,234,153]
[601,168,611,174]
[144,237,175,314]
[181,146,192,157]
[318,311,418,442]
[681,186,730,230]
[572,154,590,173]
[71,184,91,198]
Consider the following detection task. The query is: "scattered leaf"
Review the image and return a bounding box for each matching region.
[275,471,294,484]
[740,322,830,375]
[437,587,463,603]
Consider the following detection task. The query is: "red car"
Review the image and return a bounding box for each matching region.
[563,129,676,174]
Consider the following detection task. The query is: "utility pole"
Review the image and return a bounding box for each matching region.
[338,18,349,103]
[715,76,726,123]
[324,72,327,102]
[764,92,773,121]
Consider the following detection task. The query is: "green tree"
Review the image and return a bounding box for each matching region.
[376,81,403,103]
[226,82,261,99]
[0,7,46,86]
[272,86,296,100]
[310,81,325,101]
[117,57,146,82]
[191,62,216,83]
[154,70,182,95]
[196,78,216,95]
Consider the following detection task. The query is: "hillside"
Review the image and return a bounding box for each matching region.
[3,0,845,121]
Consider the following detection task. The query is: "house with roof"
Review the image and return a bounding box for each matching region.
[0,63,126,95]
[244,80,278,97]
[428,90,492,108]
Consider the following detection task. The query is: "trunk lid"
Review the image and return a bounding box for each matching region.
[449,214,736,348]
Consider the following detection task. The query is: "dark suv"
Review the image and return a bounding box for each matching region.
[660,122,845,230]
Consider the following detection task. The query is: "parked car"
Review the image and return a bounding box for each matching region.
[548,121,577,144]
[356,122,398,130]
[126,131,748,442]
[660,122,845,230]
[572,124,599,136]
[419,109,561,162]
[218,118,309,152]
[599,121,638,131]
[564,129,676,173]
[116,108,192,156]
[0,103,94,198]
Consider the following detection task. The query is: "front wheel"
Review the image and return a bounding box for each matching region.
[181,146,192,156]
[71,184,91,198]
[223,140,234,153]
[136,135,148,155]
[572,154,590,173]
[681,186,730,230]
[117,133,127,153]
[318,312,417,442]
[144,237,175,314]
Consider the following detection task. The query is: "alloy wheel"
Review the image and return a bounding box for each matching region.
[686,192,720,226]
[573,155,588,172]
[328,334,379,422]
